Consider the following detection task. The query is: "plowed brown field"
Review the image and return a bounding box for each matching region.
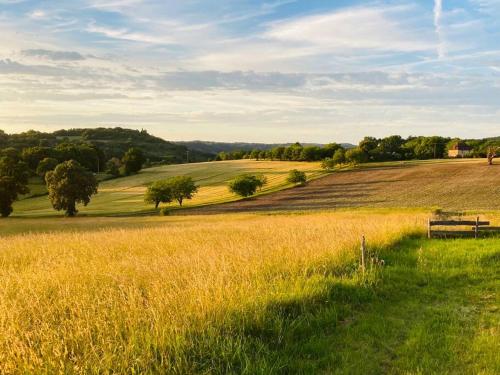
[191,160,500,213]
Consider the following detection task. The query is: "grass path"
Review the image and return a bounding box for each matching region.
[276,238,499,373]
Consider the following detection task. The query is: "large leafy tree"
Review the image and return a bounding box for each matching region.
[0,155,30,217]
[45,160,98,217]
[145,180,173,209]
[165,176,198,206]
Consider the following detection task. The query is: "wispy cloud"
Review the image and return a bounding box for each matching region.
[21,49,86,61]
[434,0,446,59]
[0,0,499,142]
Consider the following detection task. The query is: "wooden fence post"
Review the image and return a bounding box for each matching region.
[475,216,479,239]
[428,218,432,239]
[360,236,366,273]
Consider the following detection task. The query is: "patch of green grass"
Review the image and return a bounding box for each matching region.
[12,160,323,217]
[233,237,500,374]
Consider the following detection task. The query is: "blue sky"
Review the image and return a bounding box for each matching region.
[0,0,499,143]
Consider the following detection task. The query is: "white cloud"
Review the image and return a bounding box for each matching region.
[265,5,434,53]
[28,9,47,19]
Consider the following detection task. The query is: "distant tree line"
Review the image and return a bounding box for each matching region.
[214,136,500,163]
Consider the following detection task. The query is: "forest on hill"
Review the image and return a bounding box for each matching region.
[0,127,211,167]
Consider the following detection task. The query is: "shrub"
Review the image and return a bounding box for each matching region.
[287,169,307,185]
[321,158,335,171]
[228,174,267,197]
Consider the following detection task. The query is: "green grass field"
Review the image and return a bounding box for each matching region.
[12,160,323,217]
[2,159,499,373]
[0,211,498,373]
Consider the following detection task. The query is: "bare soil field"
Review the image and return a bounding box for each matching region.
[189,160,500,213]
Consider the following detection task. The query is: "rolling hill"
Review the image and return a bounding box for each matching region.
[189,159,500,213]
[12,160,323,217]
[0,127,212,164]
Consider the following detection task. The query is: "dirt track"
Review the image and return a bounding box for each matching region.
[188,161,500,213]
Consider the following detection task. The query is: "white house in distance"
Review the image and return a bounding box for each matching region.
[448,143,472,158]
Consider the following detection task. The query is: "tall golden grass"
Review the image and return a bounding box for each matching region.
[0,212,425,373]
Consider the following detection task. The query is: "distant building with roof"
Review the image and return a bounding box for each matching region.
[448,143,472,158]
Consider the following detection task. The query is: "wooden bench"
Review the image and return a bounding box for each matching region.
[427,217,500,239]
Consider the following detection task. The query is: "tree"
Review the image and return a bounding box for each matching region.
[228,174,266,197]
[255,174,267,191]
[145,180,173,209]
[0,156,30,217]
[121,147,145,175]
[287,169,306,185]
[300,146,321,161]
[487,146,499,165]
[321,143,342,159]
[321,158,335,171]
[331,148,346,166]
[105,157,122,177]
[21,146,54,171]
[271,146,286,160]
[250,149,260,160]
[345,147,368,165]
[36,157,58,178]
[45,160,98,217]
[163,176,198,206]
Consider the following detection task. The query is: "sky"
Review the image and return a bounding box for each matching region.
[0,0,499,143]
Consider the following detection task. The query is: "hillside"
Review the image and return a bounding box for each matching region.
[12,160,323,217]
[0,127,211,164]
[191,159,500,213]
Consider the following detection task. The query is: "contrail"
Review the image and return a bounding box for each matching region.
[434,0,445,59]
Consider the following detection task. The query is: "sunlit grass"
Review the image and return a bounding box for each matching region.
[0,211,424,373]
[13,160,323,217]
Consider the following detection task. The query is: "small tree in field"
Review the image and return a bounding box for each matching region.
[164,176,198,206]
[487,146,498,165]
[36,157,58,178]
[255,174,267,191]
[228,174,266,197]
[46,160,98,217]
[287,169,306,185]
[145,180,172,209]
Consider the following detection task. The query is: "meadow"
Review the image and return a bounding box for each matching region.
[2,159,499,373]
[12,160,323,217]
[1,210,499,373]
